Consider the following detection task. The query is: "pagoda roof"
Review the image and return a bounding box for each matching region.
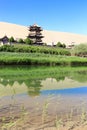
[29,24,42,29]
[0,35,9,41]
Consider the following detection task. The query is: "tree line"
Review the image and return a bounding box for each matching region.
[9,36,66,48]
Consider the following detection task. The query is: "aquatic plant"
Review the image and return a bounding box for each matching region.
[81,108,87,123]
[55,115,63,130]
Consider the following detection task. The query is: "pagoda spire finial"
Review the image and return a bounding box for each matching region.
[33,23,38,27]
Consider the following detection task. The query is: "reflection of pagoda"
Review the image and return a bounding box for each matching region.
[28,24,44,45]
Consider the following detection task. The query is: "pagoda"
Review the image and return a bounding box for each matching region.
[28,24,44,45]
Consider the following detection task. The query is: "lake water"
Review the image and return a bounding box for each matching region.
[0,66,87,122]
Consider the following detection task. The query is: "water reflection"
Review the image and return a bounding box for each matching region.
[0,66,87,97]
[26,80,42,96]
[41,87,87,95]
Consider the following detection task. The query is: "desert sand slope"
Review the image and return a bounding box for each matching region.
[0,22,87,46]
[42,30,87,46]
[0,22,28,39]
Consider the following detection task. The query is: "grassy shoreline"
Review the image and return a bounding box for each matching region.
[0,52,87,66]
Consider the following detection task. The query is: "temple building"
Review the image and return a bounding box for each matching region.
[28,24,44,45]
[0,35,9,45]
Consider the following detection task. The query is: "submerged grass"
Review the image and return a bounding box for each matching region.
[0,95,87,129]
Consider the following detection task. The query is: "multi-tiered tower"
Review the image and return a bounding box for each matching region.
[28,24,44,45]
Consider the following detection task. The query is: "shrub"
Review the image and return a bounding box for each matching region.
[0,45,14,52]
[56,42,63,47]
[18,38,24,43]
[0,44,71,56]
[56,42,66,48]
[24,38,33,45]
[71,43,87,56]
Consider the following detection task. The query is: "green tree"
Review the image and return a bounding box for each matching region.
[62,43,66,48]
[18,38,24,43]
[9,36,15,43]
[56,42,63,47]
[24,38,33,45]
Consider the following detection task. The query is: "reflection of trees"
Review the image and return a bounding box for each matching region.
[0,76,43,97]
[53,71,70,82]
[0,79,9,86]
[24,79,42,97]
[17,80,23,85]
[54,71,87,83]
[8,81,14,86]
[0,68,87,97]
[0,79,14,86]
[70,71,87,82]
[55,76,65,82]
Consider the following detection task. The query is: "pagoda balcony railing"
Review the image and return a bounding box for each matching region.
[36,39,42,42]
[36,35,44,38]
[29,32,42,35]
[36,32,42,35]
[29,34,43,38]
[29,27,43,31]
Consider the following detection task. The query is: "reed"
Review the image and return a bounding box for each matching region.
[0,52,87,66]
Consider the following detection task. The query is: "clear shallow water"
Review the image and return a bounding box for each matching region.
[0,66,87,117]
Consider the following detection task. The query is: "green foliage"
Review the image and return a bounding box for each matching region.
[9,36,15,43]
[0,52,87,66]
[24,38,33,45]
[56,42,66,48]
[0,44,71,55]
[0,45,14,52]
[62,43,66,48]
[18,38,24,43]
[56,42,63,47]
[71,43,87,56]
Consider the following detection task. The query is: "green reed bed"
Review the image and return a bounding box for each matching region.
[0,52,87,66]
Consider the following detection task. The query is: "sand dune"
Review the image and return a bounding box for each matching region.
[0,22,87,46]
[0,22,28,39]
